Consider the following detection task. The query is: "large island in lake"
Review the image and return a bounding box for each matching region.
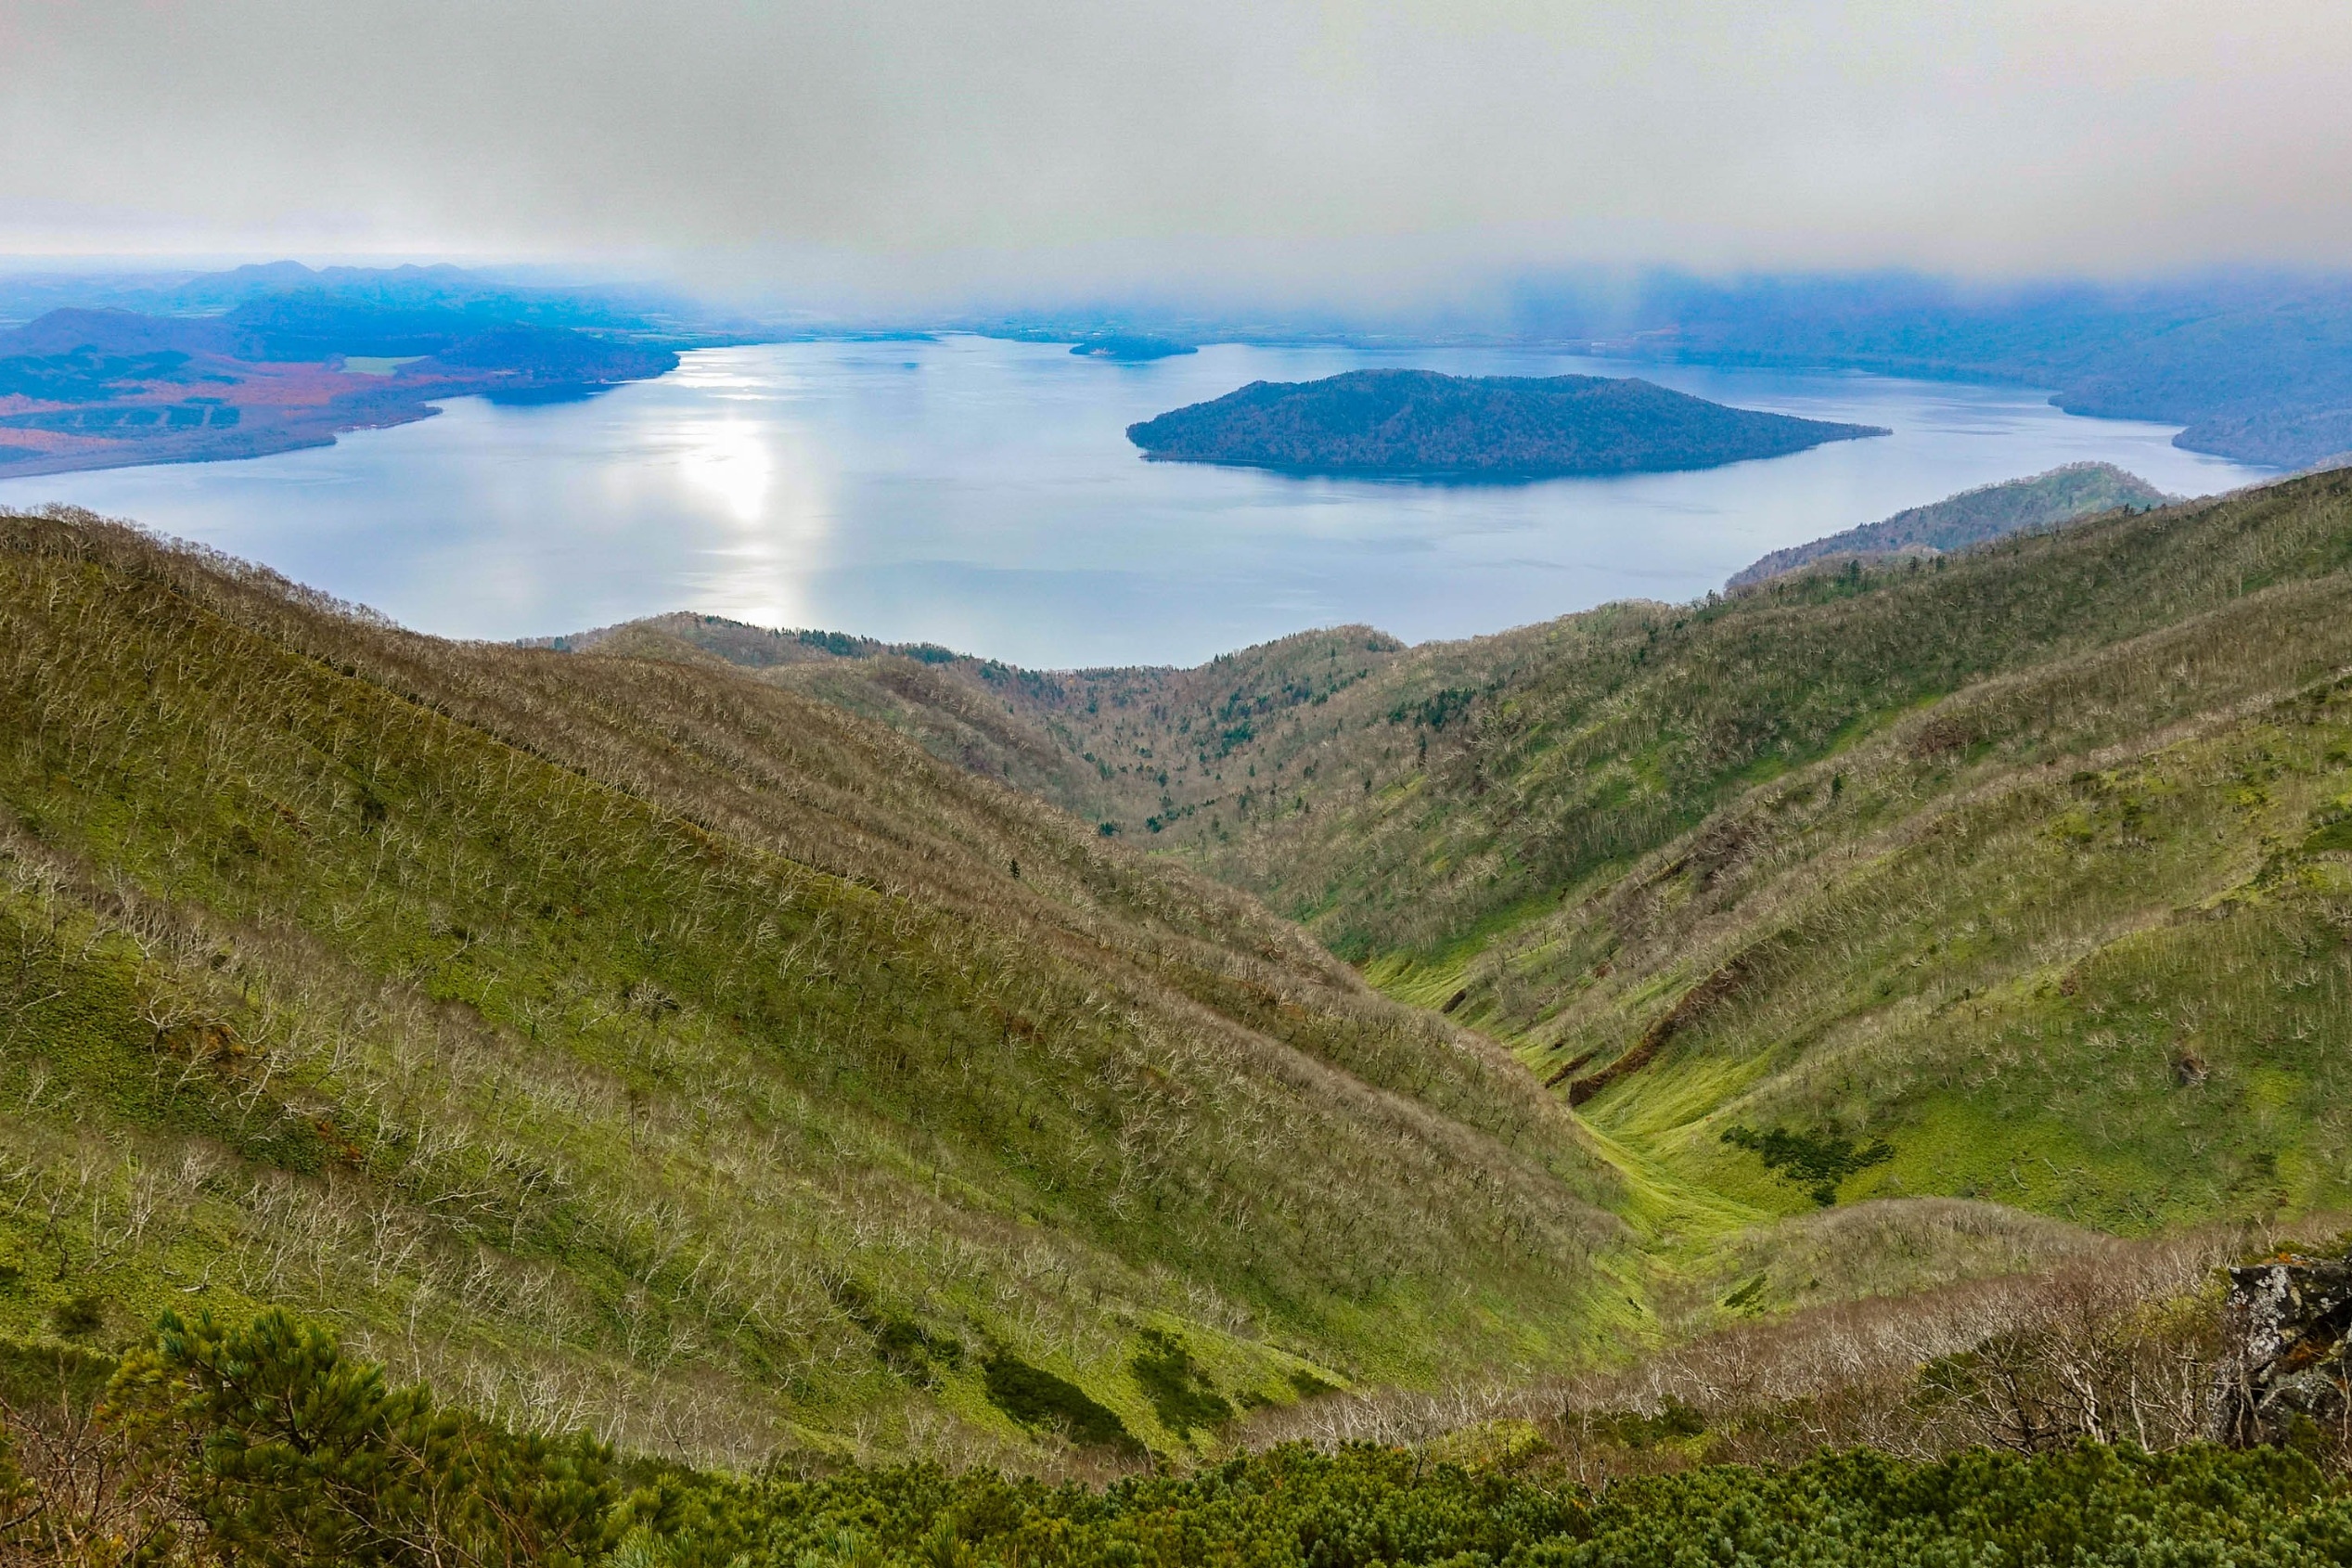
[1127,367,1888,478]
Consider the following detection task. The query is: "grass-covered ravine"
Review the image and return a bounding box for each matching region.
[0,508,1631,1466]
[19,465,2352,1530]
[630,468,2352,1269]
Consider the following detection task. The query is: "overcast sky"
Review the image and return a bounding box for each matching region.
[5,2,2351,303]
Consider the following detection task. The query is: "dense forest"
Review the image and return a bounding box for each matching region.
[1125,369,1884,477]
[1070,333,1196,361]
[983,275,2352,469]
[1523,272,2352,469]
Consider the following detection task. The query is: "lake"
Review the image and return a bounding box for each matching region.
[0,337,2277,668]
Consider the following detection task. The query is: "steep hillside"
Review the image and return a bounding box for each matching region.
[660,471,2352,1257]
[575,614,1414,842]
[1726,462,2172,588]
[0,509,1631,1467]
[1185,470,2352,1246]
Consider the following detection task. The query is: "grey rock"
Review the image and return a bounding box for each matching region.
[2211,1250,2352,1446]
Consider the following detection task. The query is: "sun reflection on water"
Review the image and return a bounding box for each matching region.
[677,418,772,522]
[660,415,833,630]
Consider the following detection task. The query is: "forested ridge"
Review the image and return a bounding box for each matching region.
[1725,461,2172,588]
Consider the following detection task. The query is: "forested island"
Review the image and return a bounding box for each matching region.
[1126,367,1887,477]
[1070,330,1196,360]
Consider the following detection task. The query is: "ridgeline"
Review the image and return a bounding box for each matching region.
[1726,461,2173,588]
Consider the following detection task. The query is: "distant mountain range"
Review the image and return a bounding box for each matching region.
[1562,273,2352,470]
[1726,461,2174,588]
[978,273,2352,471]
[1127,368,1886,478]
[0,259,722,335]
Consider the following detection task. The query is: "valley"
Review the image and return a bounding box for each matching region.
[616,468,2352,1292]
[0,509,1631,1464]
[6,464,2352,1485]
[10,7,2351,1561]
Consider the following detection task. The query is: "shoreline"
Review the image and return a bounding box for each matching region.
[0,404,437,480]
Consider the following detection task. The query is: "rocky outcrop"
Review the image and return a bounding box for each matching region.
[2211,1250,2352,1446]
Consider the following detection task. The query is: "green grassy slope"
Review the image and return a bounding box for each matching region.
[684,476,2351,965]
[665,469,2352,1255]
[1491,582,2352,1234]
[1212,469,2352,1244]
[606,617,1416,845]
[0,509,1631,1467]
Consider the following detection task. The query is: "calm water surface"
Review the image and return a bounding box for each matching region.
[0,338,2277,667]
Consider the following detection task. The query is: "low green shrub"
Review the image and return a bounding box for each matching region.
[981,1354,1140,1455]
[6,1314,2349,1568]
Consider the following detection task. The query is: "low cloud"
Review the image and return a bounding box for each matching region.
[5,2,2349,300]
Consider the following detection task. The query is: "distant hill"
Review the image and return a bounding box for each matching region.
[2171,406,2352,470]
[1727,462,2173,588]
[0,292,681,476]
[1126,368,1886,478]
[1577,273,2352,469]
[0,306,230,359]
[0,259,711,334]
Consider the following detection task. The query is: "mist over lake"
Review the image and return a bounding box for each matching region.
[0,336,2274,667]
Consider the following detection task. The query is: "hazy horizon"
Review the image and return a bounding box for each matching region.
[12,254,2352,346]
